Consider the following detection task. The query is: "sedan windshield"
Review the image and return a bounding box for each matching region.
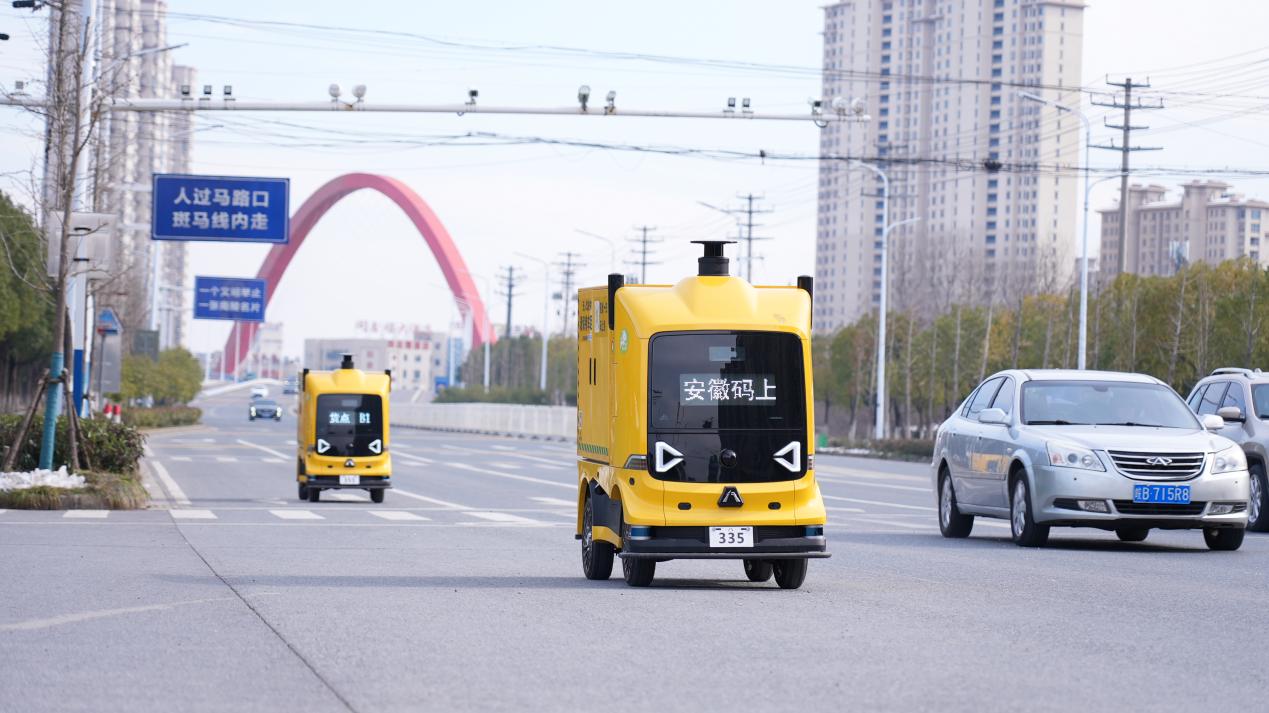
[1021,380,1199,428]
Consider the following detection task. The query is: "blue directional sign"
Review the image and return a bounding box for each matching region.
[96,307,121,335]
[152,174,289,243]
[193,276,268,322]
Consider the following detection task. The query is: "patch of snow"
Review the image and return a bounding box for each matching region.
[0,467,86,492]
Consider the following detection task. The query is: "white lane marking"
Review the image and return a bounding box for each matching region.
[391,488,471,510]
[825,506,866,513]
[975,519,1011,529]
[215,456,238,463]
[816,466,925,483]
[326,493,364,502]
[531,496,576,507]
[236,438,290,460]
[821,479,930,493]
[492,462,521,470]
[369,510,429,521]
[822,494,936,512]
[448,462,573,490]
[170,509,217,520]
[492,445,514,451]
[389,446,434,465]
[262,457,284,464]
[286,439,297,445]
[170,456,192,462]
[0,595,243,632]
[63,510,108,519]
[463,511,540,523]
[853,516,937,531]
[148,460,191,506]
[270,509,323,520]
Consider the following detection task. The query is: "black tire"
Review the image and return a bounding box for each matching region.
[772,558,808,589]
[370,488,385,504]
[1248,462,1268,532]
[938,469,974,538]
[249,417,255,421]
[1116,527,1149,542]
[307,486,321,503]
[581,495,614,580]
[297,483,308,501]
[622,556,655,587]
[1009,476,1050,547]
[1204,527,1245,551]
[743,559,773,582]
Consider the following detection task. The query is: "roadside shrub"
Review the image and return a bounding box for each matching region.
[0,470,147,510]
[0,414,145,475]
[434,386,552,405]
[121,405,202,429]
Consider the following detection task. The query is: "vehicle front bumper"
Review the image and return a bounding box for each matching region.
[1032,464,1249,530]
[302,475,391,490]
[618,525,829,559]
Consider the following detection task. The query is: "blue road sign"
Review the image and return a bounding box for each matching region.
[152,174,289,243]
[96,307,121,335]
[193,276,267,322]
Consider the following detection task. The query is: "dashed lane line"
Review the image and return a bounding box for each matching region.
[63,510,108,519]
[269,510,323,520]
[852,516,937,531]
[818,478,930,493]
[462,511,541,524]
[215,456,238,463]
[821,494,936,512]
[448,462,573,490]
[236,439,291,460]
[262,458,285,464]
[148,460,191,506]
[391,488,471,510]
[170,456,192,462]
[531,497,576,507]
[326,493,365,502]
[369,510,430,522]
[171,509,217,520]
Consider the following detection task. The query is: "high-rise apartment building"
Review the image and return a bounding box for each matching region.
[815,0,1085,331]
[93,0,195,349]
[1098,181,1269,277]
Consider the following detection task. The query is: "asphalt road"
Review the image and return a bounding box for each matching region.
[2,390,1267,712]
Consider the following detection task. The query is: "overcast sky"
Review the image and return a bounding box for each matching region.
[2,0,1268,357]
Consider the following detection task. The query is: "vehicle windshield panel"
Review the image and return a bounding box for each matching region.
[650,331,805,431]
[254,400,277,408]
[1021,380,1199,428]
[1253,385,1269,420]
[315,394,383,456]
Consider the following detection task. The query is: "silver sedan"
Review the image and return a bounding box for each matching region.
[931,369,1250,550]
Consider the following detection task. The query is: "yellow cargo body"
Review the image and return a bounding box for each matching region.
[295,354,392,504]
[576,241,828,589]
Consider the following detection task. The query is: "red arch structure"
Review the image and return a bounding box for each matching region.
[222,172,493,376]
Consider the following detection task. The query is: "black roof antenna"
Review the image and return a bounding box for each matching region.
[691,240,736,277]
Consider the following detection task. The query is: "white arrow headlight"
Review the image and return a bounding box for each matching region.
[654,442,684,472]
[773,441,801,472]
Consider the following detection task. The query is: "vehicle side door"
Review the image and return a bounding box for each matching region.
[1197,381,1228,418]
[1217,381,1252,445]
[955,377,1004,506]
[976,376,1017,509]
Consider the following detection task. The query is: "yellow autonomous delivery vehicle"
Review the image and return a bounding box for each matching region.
[296,354,392,503]
[576,241,828,589]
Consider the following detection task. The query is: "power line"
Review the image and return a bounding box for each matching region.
[554,251,582,335]
[1091,77,1164,274]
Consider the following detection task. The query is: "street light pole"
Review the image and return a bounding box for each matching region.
[1019,91,1098,370]
[851,160,919,441]
[515,252,550,392]
[575,229,617,273]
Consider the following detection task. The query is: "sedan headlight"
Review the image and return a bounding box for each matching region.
[1046,441,1105,472]
[249,407,256,415]
[1212,445,1247,474]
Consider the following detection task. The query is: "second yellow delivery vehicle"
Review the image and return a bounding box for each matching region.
[576,241,828,589]
[296,354,392,503]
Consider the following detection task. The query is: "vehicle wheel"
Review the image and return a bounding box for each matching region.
[297,482,308,501]
[1204,527,1245,551]
[307,487,321,503]
[581,496,614,580]
[370,488,385,504]
[1116,527,1149,542]
[743,559,773,582]
[938,469,974,538]
[772,559,808,589]
[1010,476,1049,547]
[1248,462,1268,532]
[621,556,656,587]
[249,417,255,421]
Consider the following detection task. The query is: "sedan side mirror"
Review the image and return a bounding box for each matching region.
[1201,414,1226,432]
[978,407,1009,425]
[1217,406,1245,423]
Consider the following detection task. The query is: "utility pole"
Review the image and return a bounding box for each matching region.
[496,265,524,341]
[555,252,582,335]
[1091,77,1163,275]
[628,226,661,283]
[737,193,772,282]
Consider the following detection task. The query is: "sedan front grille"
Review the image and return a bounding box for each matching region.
[1113,500,1206,516]
[1106,451,1204,481]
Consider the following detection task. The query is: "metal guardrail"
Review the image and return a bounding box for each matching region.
[391,402,575,441]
